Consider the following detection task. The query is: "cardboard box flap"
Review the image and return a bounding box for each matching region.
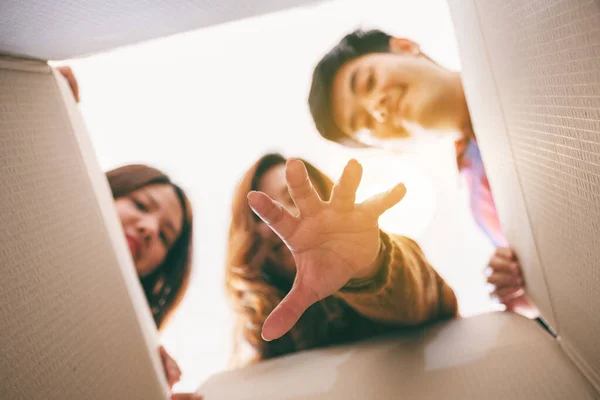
[446,0,558,331]
[199,313,597,399]
[448,0,600,386]
[0,58,168,399]
[0,0,323,61]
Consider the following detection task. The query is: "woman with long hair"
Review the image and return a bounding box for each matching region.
[226,154,458,366]
[55,69,193,330]
[106,164,200,400]
[107,164,193,331]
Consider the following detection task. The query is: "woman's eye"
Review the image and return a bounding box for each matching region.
[160,231,169,247]
[134,199,148,211]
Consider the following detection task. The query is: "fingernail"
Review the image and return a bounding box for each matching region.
[482,266,493,278]
[388,183,406,197]
[247,191,261,207]
[348,159,362,170]
[287,158,302,168]
[261,332,272,342]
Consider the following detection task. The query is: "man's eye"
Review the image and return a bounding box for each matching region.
[366,71,376,92]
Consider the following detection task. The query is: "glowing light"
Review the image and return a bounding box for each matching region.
[356,154,436,239]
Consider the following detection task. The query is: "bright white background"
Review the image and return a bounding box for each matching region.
[58,0,496,391]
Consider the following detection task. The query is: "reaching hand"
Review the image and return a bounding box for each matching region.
[248,159,406,341]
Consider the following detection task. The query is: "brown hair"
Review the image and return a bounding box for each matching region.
[106,164,193,331]
[226,154,349,366]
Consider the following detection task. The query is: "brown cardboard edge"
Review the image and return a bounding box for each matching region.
[560,338,600,394]
[447,0,600,393]
[0,55,50,73]
[51,67,170,397]
[446,0,559,329]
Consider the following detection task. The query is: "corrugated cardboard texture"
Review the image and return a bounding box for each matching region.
[0,0,324,60]
[447,0,558,329]
[448,0,600,384]
[0,62,167,399]
[199,313,597,400]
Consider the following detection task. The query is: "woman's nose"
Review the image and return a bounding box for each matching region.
[138,216,160,241]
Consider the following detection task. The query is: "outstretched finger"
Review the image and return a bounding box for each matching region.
[286,159,323,217]
[359,183,407,218]
[261,279,319,342]
[330,159,363,212]
[248,191,298,241]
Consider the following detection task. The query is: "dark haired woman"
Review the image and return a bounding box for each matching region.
[106,164,200,400]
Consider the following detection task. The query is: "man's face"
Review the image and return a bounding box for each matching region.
[331,44,455,145]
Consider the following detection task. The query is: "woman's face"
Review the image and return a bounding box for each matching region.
[256,164,299,279]
[115,183,183,276]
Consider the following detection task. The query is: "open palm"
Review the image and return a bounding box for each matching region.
[248,159,406,341]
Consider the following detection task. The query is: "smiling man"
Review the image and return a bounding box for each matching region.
[308,29,540,321]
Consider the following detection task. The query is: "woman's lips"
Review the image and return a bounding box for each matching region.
[126,235,140,259]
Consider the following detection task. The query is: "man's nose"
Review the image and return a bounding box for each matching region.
[365,94,389,124]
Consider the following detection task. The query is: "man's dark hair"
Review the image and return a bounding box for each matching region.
[308,29,392,147]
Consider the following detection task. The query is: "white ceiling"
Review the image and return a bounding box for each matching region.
[0,0,325,60]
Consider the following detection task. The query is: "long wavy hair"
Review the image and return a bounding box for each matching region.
[226,154,351,366]
[106,164,194,331]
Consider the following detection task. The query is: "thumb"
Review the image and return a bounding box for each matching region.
[261,279,319,342]
[360,183,406,217]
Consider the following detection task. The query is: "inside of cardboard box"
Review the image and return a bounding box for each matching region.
[1,0,599,398]
[199,313,597,399]
[34,0,503,390]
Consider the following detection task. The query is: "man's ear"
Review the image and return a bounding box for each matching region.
[389,37,420,55]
